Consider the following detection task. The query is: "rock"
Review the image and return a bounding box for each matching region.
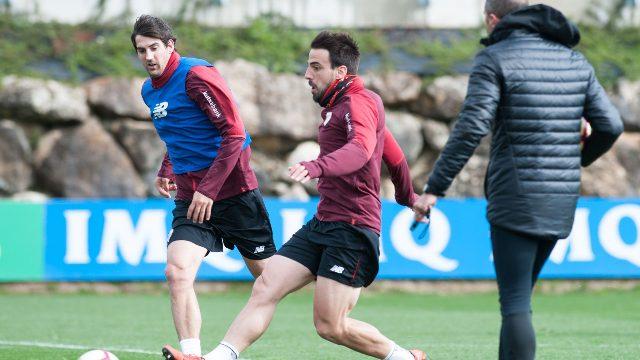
[611,132,640,194]
[286,141,320,165]
[610,79,640,131]
[249,136,299,156]
[422,119,450,151]
[446,154,489,198]
[410,75,469,121]
[256,72,321,140]
[273,182,310,201]
[385,111,424,164]
[34,120,147,198]
[0,76,90,123]
[108,119,165,195]
[84,77,150,120]
[11,191,48,202]
[363,71,422,106]
[581,150,633,196]
[0,120,32,194]
[250,150,288,194]
[409,151,439,191]
[215,59,268,136]
[380,177,397,201]
[217,60,321,140]
[285,141,321,195]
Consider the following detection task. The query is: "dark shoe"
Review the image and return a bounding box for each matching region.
[162,345,204,360]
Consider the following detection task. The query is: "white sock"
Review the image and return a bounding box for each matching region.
[180,338,201,356]
[384,342,414,360]
[204,341,239,360]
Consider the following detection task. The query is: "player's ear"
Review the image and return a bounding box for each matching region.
[335,64,348,80]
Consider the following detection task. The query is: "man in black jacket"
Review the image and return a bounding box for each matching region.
[413,1,624,359]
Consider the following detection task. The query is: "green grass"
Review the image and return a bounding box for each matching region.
[0,286,639,359]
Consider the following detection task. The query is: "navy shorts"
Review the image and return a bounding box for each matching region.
[277,217,380,288]
[168,189,276,260]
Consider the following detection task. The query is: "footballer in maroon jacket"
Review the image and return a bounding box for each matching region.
[163,31,427,360]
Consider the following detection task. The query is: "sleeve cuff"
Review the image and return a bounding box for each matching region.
[423,183,445,197]
[302,161,322,179]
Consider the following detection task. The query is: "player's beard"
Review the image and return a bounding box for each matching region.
[312,83,328,104]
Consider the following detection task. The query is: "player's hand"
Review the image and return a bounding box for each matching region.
[580,118,592,149]
[288,163,311,183]
[187,191,213,223]
[413,193,438,222]
[155,177,177,198]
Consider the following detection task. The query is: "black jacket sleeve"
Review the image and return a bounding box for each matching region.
[425,50,501,196]
[581,67,624,167]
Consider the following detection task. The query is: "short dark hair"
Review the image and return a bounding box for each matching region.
[310,31,360,74]
[131,15,176,49]
[484,0,529,18]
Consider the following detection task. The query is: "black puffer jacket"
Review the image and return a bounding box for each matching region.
[425,5,623,239]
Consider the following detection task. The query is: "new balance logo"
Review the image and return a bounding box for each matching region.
[329,265,344,274]
[254,246,265,254]
[323,112,332,126]
[153,102,168,119]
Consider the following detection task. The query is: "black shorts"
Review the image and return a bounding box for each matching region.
[168,189,276,260]
[277,217,380,288]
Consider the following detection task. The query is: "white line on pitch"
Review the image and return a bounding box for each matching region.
[0,340,252,359]
[0,340,157,355]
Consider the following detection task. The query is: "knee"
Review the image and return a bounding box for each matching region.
[164,263,193,289]
[249,276,279,306]
[499,289,532,316]
[314,316,346,344]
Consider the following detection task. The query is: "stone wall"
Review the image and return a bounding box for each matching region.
[1,59,638,200]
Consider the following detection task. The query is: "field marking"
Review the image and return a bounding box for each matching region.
[0,340,252,359]
[0,340,157,355]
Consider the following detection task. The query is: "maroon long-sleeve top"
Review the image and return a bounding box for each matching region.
[155,52,258,201]
[302,76,416,234]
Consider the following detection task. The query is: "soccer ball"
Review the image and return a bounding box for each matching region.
[78,349,119,360]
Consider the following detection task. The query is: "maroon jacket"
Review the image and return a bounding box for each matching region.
[155,52,258,201]
[302,76,416,233]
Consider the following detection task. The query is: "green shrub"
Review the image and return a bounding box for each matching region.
[0,13,638,88]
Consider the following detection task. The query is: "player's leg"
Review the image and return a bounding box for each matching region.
[202,222,324,360]
[491,225,542,360]
[203,255,314,359]
[165,239,208,355]
[311,237,425,360]
[313,276,423,359]
[211,189,276,280]
[242,257,270,278]
[531,239,558,287]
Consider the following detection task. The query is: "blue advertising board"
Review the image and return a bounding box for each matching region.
[42,198,640,281]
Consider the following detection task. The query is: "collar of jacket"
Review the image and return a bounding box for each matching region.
[480,4,580,48]
[151,51,181,89]
[319,75,364,108]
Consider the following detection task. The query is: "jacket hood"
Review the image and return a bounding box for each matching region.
[481,4,580,48]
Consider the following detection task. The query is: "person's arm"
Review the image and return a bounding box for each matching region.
[185,66,246,202]
[424,50,501,196]
[302,99,378,179]
[157,152,175,180]
[155,152,176,198]
[581,66,624,167]
[382,128,417,207]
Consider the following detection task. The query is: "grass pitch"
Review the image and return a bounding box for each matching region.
[0,284,639,359]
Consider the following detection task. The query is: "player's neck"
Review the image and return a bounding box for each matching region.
[151,51,181,89]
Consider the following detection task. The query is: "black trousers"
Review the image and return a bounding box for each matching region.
[490,225,558,360]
